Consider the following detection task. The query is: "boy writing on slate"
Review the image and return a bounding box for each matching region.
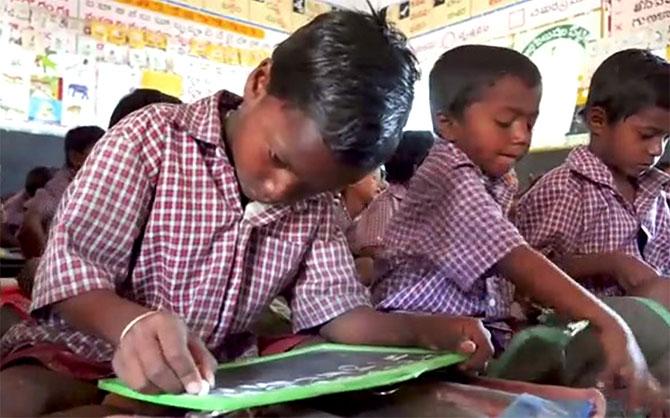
[0,11,493,417]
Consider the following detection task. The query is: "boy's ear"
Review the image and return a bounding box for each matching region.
[243,59,272,104]
[435,112,460,140]
[585,106,608,137]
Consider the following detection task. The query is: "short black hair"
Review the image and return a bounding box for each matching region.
[268,10,419,171]
[429,45,541,130]
[585,49,669,123]
[64,126,105,167]
[24,166,52,197]
[385,130,434,184]
[109,88,182,128]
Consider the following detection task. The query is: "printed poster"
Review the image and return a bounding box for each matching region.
[28,75,62,124]
[514,12,601,150]
[0,46,32,121]
[470,0,520,17]
[61,62,97,127]
[611,0,670,35]
[140,70,183,98]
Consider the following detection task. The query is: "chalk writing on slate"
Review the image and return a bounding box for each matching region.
[211,351,442,396]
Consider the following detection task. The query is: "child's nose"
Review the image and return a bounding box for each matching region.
[512,124,532,147]
[649,137,665,157]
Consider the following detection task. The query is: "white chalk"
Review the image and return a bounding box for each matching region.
[197,379,211,396]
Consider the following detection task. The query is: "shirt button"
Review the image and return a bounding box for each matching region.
[488,298,496,308]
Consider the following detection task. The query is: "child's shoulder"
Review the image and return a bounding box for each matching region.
[108,102,181,142]
[525,147,606,198]
[416,140,489,191]
[519,163,586,212]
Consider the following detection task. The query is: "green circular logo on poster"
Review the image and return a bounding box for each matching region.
[522,24,591,56]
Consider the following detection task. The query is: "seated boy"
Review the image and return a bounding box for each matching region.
[18,126,106,258]
[0,12,493,417]
[371,45,667,413]
[108,88,182,128]
[334,168,385,282]
[346,131,434,285]
[1,166,52,248]
[515,49,669,301]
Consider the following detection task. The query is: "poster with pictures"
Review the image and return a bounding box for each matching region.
[61,61,97,127]
[28,75,62,124]
[0,46,32,121]
[514,12,601,150]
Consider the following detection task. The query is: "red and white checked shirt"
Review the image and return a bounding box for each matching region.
[515,146,670,297]
[372,139,525,321]
[338,184,406,255]
[1,91,369,365]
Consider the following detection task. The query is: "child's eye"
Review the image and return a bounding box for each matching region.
[495,120,513,128]
[269,150,289,169]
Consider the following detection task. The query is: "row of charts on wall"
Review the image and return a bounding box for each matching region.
[0,0,290,133]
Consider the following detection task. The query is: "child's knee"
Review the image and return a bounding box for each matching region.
[0,364,102,417]
[1,364,52,417]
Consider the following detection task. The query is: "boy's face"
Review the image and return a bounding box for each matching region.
[227,61,370,204]
[68,145,95,172]
[588,106,670,178]
[344,169,386,209]
[437,75,541,178]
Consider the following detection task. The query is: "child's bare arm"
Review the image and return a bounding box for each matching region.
[556,253,660,291]
[498,245,664,412]
[319,306,494,371]
[498,246,622,325]
[17,209,47,258]
[54,289,153,343]
[54,290,216,395]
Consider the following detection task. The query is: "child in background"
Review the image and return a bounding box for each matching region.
[337,168,386,227]
[1,166,52,248]
[515,49,669,300]
[349,131,434,285]
[17,126,105,258]
[334,169,386,285]
[108,88,182,128]
[1,168,52,337]
[1,12,492,417]
[371,45,667,413]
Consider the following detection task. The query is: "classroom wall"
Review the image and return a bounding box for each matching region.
[516,149,572,190]
[0,130,65,196]
[1,132,666,200]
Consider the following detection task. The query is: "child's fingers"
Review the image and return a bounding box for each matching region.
[154,317,203,395]
[459,323,494,372]
[188,337,217,386]
[459,339,493,372]
[112,344,162,394]
[134,332,184,394]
